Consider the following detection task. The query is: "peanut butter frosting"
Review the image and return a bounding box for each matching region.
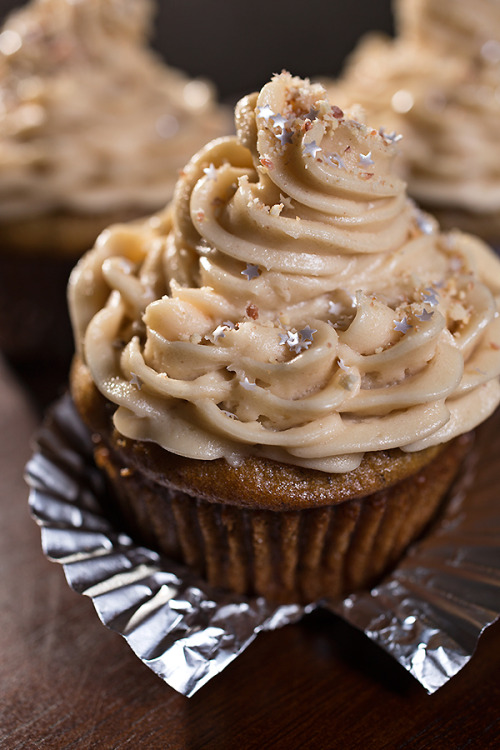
[328,0,500,216]
[69,73,500,473]
[0,0,229,220]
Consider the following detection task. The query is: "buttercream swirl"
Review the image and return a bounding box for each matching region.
[0,0,229,219]
[328,1,500,216]
[70,73,500,473]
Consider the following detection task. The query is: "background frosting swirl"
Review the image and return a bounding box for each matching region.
[70,73,500,473]
[0,0,230,219]
[328,0,500,216]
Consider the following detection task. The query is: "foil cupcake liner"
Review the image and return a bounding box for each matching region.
[26,396,500,697]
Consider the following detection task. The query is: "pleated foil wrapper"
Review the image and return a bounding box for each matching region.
[26,396,500,697]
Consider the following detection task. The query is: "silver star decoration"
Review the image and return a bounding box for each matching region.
[257,105,275,122]
[416,212,434,235]
[359,151,374,167]
[303,140,322,158]
[221,409,238,420]
[279,193,294,210]
[299,325,317,342]
[212,321,234,340]
[305,106,319,121]
[328,300,343,315]
[394,317,412,334]
[272,113,288,129]
[240,376,256,391]
[416,309,434,322]
[129,372,142,390]
[379,128,403,143]
[203,163,218,181]
[337,357,350,372]
[279,328,314,354]
[286,331,301,351]
[325,152,345,169]
[422,288,439,306]
[241,263,260,280]
[276,129,294,146]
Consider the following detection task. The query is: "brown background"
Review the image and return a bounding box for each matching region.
[0,0,393,99]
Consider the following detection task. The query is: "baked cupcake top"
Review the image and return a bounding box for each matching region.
[0,0,229,220]
[328,0,500,215]
[69,73,500,473]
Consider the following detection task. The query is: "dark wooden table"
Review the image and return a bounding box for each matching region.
[1,355,500,750]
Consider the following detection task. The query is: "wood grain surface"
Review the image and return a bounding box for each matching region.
[1,355,499,750]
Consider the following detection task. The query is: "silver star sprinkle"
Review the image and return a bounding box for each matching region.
[212,321,235,340]
[325,152,345,169]
[416,211,435,235]
[337,357,350,372]
[279,328,315,354]
[129,372,142,390]
[328,300,343,315]
[359,151,374,167]
[299,325,317,342]
[257,105,275,122]
[305,106,319,121]
[272,113,288,129]
[240,376,256,390]
[379,128,403,143]
[394,317,412,334]
[276,129,294,146]
[303,140,322,158]
[241,263,260,280]
[422,288,439,306]
[280,193,294,210]
[203,163,218,181]
[221,409,238,420]
[416,309,434,322]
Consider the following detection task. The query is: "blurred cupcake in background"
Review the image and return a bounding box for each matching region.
[0,0,230,367]
[327,0,500,246]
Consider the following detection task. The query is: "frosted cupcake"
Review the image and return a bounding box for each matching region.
[0,0,229,363]
[69,73,500,604]
[328,0,500,244]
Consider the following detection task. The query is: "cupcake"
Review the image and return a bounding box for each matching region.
[69,73,500,604]
[0,0,229,364]
[327,0,500,245]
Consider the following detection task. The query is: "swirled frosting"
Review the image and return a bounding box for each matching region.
[397,0,500,59]
[69,73,500,473]
[0,0,229,220]
[328,1,500,215]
